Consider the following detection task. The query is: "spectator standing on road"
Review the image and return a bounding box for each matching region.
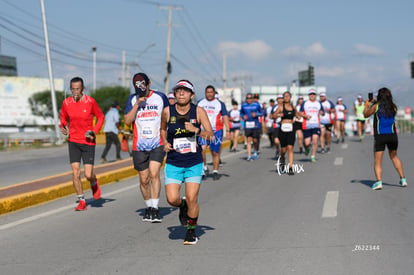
[124,73,168,223]
[60,77,105,211]
[160,79,213,245]
[197,85,229,180]
[363,87,407,190]
[100,101,121,163]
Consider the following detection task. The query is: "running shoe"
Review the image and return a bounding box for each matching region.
[311,156,316,163]
[320,148,325,154]
[288,168,294,176]
[252,152,258,160]
[341,137,345,143]
[246,155,252,161]
[179,197,188,226]
[326,147,330,153]
[151,208,162,223]
[91,179,101,200]
[142,207,152,222]
[213,172,220,181]
[274,150,280,160]
[184,229,198,245]
[399,178,407,187]
[372,181,383,190]
[75,200,87,211]
[304,146,310,156]
[100,158,107,164]
[299,147,303,154]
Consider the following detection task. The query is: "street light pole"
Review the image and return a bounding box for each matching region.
[92,46,97,92]
[40,0,61,144]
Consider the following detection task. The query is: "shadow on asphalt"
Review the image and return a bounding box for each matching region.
[87,197,116,208]
[166,224,215,240]
[135,206,176,220]
[350,179,402,188]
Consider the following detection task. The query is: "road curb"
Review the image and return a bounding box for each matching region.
[0,138,241,215]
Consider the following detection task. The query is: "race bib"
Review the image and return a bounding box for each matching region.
[281,123,293,132]
[245,121,255,129]
[357,113,364,119]
[141,126,157,139]
[173,137,197,154]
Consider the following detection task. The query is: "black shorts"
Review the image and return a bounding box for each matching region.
[230,127,240,132]
[303,128,321,139]
[374,134,398,152]
[278,130,296,147]
[321,123,333,132]
[132,146,166,171]
[68,142,95,164]
[244,128,261,139]
[294,122,303,131]
[357,119,366,125]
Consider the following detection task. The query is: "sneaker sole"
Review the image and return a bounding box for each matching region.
[184,237,199,245]
[372,186,382,190]
[151,219,162,223]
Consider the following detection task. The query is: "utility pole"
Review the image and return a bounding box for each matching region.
[160,5,181,94]
[92,46,97,92]
[223,53,227,89]
[122,50,126,88]
[40,0,61,144]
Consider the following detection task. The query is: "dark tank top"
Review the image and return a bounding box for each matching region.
[282,103,295,120]
[166,103,202,167]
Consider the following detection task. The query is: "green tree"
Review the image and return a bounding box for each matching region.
[91,86,130,113]
[28,90,65,118]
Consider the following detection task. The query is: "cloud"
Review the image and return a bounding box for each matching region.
[353,44,384,56]
[282,42,328,58]
[218,40,272,60]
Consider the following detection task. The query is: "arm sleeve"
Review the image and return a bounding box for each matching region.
[220,101,228,116]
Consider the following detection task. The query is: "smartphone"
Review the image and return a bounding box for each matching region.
[368,92,373,101]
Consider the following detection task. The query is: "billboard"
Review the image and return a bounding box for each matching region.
[0,76,64,126]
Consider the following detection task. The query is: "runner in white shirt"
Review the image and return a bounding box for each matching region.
[319,92,335,153]
[265,99,276,148]
[299,89,324,163]
[124,73,168,223]
[334,97,348,143]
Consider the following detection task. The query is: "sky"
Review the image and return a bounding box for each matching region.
[1,0,414,107]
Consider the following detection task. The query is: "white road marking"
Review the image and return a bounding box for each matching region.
[341,144,348,149]
[334,157,343,166]
[322,191,339,218]
[0,184,139,231]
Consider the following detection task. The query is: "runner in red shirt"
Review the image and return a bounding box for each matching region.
[60,77,105,211]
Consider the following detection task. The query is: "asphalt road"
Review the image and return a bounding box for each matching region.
[0,144,131,187]
[1,135,413,274]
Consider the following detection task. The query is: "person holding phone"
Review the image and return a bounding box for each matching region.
[124,72,168,222]
[161,79,213,245]
[363,87,407,190]
[60,76,105,211]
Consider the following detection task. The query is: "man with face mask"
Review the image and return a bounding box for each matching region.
[124,72,168,223]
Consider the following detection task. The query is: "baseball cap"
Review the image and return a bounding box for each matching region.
[308,89,317,95]
[357,95,362,99]
[319,92,326,97]
[277,94,283,99]
[111,101,120,108]
[168,92,175,99]
[172,80,195,93]
[337,97,343,101]
[132,73,150,97]
[298,95,304,99]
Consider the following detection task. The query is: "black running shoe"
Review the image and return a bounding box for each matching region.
[213,172,220,181]
[184,229,198,245]
[142,207,152,222]
[179,197,188,226]
[288,168,294,176]
[151,208,162,223]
